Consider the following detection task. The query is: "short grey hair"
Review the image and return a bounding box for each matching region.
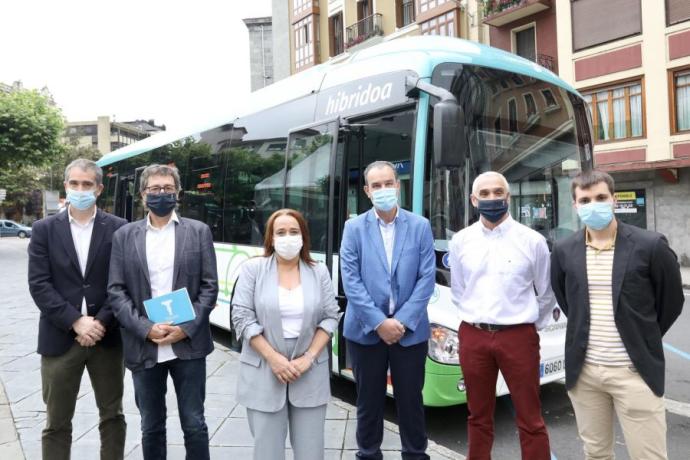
[471,171,510,196]
[139,164,181,194]
[363,160,398,186]
[64,159,103,186]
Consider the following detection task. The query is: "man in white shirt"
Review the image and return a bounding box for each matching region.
[108,164,218,460]
[28,159,127,460]
[449,171,554,460]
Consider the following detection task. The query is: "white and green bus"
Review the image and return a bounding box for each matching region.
[97,36,593,407]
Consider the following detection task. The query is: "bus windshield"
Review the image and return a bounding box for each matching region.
[426,63,589,251]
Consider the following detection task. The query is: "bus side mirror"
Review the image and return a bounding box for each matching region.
[433,100,466,169]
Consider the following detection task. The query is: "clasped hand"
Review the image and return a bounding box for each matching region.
[377,318,406,345]
[268,352,312,384]
[147,323,188,345]
[73,316,105,347]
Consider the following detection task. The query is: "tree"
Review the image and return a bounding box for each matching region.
[0,88,66,171]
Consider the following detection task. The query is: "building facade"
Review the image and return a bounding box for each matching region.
[65,116,164,156]
[244,17,275,91]
[484,0,690,265]
[285,0,490,74]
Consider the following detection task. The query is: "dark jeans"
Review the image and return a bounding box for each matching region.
[348,339,430,460]
[41,342,126,460]
[132,357,209,460]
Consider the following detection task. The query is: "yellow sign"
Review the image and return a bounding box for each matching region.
[615,191,636,200]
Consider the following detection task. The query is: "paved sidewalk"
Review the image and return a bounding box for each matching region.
[0,238,462,460]
[681,266,690,290]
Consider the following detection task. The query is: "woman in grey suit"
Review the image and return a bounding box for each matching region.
[231,208,340,460]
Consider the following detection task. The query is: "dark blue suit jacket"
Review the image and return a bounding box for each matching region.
[28,208,127,357]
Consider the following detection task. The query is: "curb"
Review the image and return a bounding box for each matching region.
[330,399,466,460]
[0,381,25,460]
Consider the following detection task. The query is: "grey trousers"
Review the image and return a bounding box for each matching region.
[41,341,126,460]
[247,403,327,460]
[246,337,327,460]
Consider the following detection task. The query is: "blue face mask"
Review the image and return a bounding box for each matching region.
[371,187,398,212]
[477,198,508,223]
[66,189,97,210]
[577,201,614,230]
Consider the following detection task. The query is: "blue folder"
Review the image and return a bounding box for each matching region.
[143,288,196,325]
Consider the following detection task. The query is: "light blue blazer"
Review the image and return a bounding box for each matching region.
[340,208,436,346]
[231,256,340,413]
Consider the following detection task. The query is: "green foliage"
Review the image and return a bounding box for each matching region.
[0,89,66,171]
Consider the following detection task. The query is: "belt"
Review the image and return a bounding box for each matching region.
[469,322,523,332]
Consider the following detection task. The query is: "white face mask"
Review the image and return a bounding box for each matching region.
[273,235,303,260]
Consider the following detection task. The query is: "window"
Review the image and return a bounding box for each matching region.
[508,98,518,134]
[294,16,316,70]
[524,93,537,117]
[358,0,372,20]
[293,0,313,16]
[286,123,336,253]
[427,63,589,251]
[571,0,641,51]
[397,0,416,28]
[420,11,456,37]
[667,0,690,26]
[494,112,502,148]
[583,81,644,142]
[541,89,558,109]
[673,69,690,133]
[330,12,344,56]
[419,0,447,13]
[514,26,536,62]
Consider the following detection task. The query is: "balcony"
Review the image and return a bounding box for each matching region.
[536,53,554,72]
[345,13,383,49]
[483,0,550,27]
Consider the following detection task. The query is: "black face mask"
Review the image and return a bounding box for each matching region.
[477,198,508,223]
[146,193,177,217]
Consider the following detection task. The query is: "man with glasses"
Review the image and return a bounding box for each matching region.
[28,158,127,460]
[108,164,218,460]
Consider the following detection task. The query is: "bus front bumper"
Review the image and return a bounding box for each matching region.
[422,358,467,407]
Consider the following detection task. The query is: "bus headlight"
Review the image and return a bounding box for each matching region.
[428,324,459,364]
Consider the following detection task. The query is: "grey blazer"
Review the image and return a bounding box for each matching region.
[107,217,219,372]
[231,256,340,412]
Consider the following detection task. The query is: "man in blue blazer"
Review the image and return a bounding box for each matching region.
[340,160,436,460]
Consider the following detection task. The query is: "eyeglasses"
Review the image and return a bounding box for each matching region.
[145,185,177,194]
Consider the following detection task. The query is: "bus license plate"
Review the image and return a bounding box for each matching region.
[540,358,564,377]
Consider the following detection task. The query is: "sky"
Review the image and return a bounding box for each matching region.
[0,0,272,131]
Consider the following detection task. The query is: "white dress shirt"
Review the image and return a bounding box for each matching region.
[374,207,398,315]
[449,215,555,330]
[68,206,96,316]
[146,211,179,363]
[278,285,304,339]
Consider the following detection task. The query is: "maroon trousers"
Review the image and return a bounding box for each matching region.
[458,322,550,460]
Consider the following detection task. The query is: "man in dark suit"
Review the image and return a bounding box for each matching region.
[340,161,436,460]
[28,158,127,460]
[551,170,684,460]
[108,164,218,460]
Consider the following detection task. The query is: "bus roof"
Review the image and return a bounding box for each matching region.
[98,36,578,167]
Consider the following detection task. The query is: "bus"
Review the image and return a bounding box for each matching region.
[97,36,593,407]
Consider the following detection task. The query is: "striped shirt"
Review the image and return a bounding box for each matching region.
[584,236,632,366]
